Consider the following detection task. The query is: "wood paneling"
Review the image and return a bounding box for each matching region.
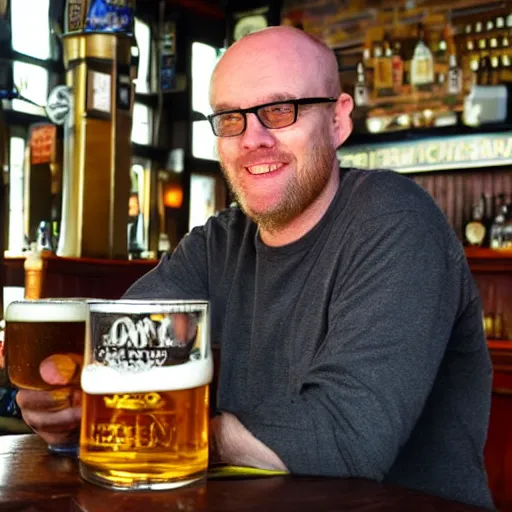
[412,168,512,241]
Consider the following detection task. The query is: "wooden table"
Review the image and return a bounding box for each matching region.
[0,435,490,511]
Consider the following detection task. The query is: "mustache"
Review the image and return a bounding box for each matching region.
[236,150,293,168]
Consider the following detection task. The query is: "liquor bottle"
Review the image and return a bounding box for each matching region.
[502,199,512,248]
[354,62,370,107]
[501,35,511,72]
[465,196,487,246]
[372,41,383,95]
[476,21,486,53]
[436,31,448,62]
[483,194,494,247]
[479,54,490,85]
[490,195,507,248]
[470,56,480,86]
[392,41,404,94]
[374,40,393,95]
[489,35,500,85]
[495,16,505,32]
[36,221,53,254]
[465,24,474,52]
[447,54,462,94]
[410,24,434,88]
[362,42,373,87]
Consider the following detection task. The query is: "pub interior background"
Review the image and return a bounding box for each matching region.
[0,0,512,509]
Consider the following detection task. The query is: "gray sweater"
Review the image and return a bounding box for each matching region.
[125,168,494,509]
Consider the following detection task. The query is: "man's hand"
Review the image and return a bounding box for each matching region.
[210,411,287,471]
[16,354,83,446]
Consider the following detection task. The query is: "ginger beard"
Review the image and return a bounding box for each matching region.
[219,121,336,233]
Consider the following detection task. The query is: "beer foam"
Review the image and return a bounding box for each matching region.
[5,300,87,322]
[81,358,213,394]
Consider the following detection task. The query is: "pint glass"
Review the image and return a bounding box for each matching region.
[5,299,87,455]
[79,300,212,491]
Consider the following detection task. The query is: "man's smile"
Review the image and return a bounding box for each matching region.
[246,163,285,175]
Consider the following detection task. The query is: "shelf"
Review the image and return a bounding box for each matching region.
[465,247,512,272]
[488,340,512,351]
[344,121,512,147]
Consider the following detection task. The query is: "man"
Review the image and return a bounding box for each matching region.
[17,26,493,509]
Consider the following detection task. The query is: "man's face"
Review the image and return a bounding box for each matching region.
[210,34,338,232]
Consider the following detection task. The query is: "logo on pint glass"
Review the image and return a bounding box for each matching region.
[95,315,198,371]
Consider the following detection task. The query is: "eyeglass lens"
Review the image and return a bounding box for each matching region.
[213,102,297,136]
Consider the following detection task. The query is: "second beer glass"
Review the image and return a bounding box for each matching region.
[79,300,212,491]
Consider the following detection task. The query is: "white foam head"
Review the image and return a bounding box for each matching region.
[5,300,87,323]
[81,357,213,394]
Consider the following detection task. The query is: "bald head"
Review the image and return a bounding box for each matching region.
[210,26,341,109]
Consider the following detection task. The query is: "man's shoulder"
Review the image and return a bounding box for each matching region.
[341,168,441,219]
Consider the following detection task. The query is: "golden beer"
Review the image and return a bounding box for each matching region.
[79,300,212,491]
[5,300,86,390]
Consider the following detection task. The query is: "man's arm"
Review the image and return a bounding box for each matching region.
[124,226,209,300]
[210,412,287,470]
[16,225,211,445]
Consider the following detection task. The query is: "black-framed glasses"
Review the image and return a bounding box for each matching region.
[207,97,337,137]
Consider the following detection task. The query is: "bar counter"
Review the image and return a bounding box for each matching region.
[0,434,490,511]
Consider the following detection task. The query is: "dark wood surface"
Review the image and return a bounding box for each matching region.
[0,435,490,511]
[4,255,158,300]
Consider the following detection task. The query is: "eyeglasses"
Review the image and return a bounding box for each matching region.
[207,97,337,137]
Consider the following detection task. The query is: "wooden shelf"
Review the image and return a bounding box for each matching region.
[465,247,512,272]
[488,340,512,351]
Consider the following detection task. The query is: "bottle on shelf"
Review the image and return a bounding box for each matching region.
[487,34,500,85]
[410,24,434,89]
[465,23,474,52]
[373,38,393,96]
[447,53,462,94]
[483,194,494,247]
[501,35,511,78]
[490,195,507,249]
[502,199,512,249]
[354,62,370,107]
[436,29,448,63]
[476,21,486,52]
[464,195,487,246]
[392,41,404,94]
[495,16,506,33]
[479,54,490,85]
[36,221,53,254]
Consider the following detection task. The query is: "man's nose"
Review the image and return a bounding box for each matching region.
[240,113,276,150]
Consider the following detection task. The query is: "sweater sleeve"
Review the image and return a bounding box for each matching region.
[233,212,468,479]
[123,225,209,300]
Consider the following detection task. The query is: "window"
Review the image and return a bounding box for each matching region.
[11,0,51,60]
[189,173,216,230]
[192,120,218,161]
[13,61,49,108]
[8,137,26,254]
[128,162,150,254]
[131,102,152,145]
[134,18,151,94]
[191,42,224,161]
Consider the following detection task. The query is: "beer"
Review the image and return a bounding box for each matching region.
[79,299,212,490]
[79,361,212,490]
[5,300,86,390]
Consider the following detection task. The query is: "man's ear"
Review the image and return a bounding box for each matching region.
[332,93,354,148]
